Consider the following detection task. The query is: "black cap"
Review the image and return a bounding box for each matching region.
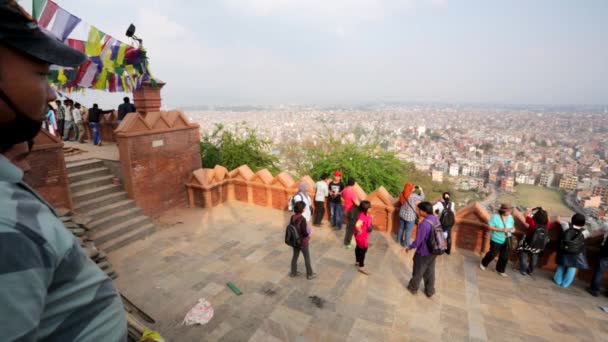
[0,0,86,67]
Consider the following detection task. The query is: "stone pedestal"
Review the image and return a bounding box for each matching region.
[133,80,165,115]
[115,111,200,217]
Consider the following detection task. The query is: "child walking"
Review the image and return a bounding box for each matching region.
[354,201,373,275]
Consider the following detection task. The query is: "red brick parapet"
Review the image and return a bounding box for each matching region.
[24,129,73,209]
[186,166,607,286]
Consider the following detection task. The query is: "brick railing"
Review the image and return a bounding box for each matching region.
[186,164,607,286]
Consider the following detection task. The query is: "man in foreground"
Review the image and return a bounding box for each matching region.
[0,1,127,340]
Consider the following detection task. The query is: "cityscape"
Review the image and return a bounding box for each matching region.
[188,103,608,228]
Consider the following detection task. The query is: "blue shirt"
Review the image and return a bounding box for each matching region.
[0,155,127,341]
[489,213,515,244]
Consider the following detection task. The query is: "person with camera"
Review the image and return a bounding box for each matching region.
[398,182,425,248]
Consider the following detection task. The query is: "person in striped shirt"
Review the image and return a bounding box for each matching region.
[0,1,126,340]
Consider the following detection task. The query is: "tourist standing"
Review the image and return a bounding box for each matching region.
[45,104,57,136]
[62,99,75,141]
[73,102,85,143]
[313,173,330,226]
[406,202,439,298]
[55,99,65,138]
[292,182,313,224]
[354,200,373,275]
[518,207,550,275]
[0,2,127,339]
[88,104,113,146]
[480,203,515,277]
[342,177,361,249]
[553,213,591,288]
[398,183,425,248]
[433,192,456,255]
[588,222,608,297]
[117,97,136,123]
[289,201,317,280]
[328,170,344,229]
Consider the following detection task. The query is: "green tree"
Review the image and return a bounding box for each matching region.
[291,138,453,199]
[200,123,279,173]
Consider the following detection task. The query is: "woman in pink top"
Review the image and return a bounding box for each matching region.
[354,200,372,275]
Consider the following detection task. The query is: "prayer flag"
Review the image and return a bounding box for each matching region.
[85,26,104,56]
[94,69,108,90]
[50,8,81,41]
[38,0,58,27]
[57,69,67,85]
[67,39,85,53]
[79,62,98,88]
[116,43,128,65]
[33,0,47,21]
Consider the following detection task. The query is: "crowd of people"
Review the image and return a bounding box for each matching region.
[42,96,135,146]
[286,170,608,300]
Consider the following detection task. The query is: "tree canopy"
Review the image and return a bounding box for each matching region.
[281,137,453,199]
[200,123,279,173]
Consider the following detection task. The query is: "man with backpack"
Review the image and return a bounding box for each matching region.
[433,192,456,255]
[553,213,591,288]
[406,201,444,298]
[286,201,317,280]
[587,222,608,297]
[518,207,550,276]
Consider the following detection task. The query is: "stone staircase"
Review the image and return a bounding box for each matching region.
[67,159,155,253]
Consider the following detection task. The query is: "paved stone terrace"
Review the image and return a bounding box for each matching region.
[109,203,608,342]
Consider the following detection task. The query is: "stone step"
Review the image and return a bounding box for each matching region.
[86,199,137,221]
[98,223,155,254]
[68,167,111,183]
[66,159,104,173]
[91,215,153,245]
[74,191,129,213]
[72,184,123,204]
[88,207,143,232]
[70,174,115,193]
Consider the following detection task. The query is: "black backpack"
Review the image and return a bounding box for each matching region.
[426,219,448,255]
[527,225,550,250]
[439,201,455,228]
[560,225,585,254]
[285,217,302,248]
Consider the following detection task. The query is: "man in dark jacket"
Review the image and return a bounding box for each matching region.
[117,97,136,123]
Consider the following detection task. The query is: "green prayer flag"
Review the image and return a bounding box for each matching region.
[33,0,46,20]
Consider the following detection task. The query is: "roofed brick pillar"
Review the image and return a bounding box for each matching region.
[133,80,166,115]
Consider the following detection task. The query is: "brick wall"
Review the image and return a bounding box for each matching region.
[116,111,200,217]
[23,129,72,209]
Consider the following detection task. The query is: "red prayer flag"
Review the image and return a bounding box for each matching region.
[38,0,58,27]
[67,39,85,53]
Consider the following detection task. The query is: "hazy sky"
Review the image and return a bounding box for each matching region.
[21,0,608,107]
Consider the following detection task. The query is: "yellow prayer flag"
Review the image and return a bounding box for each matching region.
[57,69,67,85]
[85,26,103,56]
[94,69,108,90]
[116,44,128,65]
[125,65,135,75]
[121,75,128,92]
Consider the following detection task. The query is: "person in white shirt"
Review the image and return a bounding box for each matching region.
[62,99,75,141]
[433,192,456,255]
[313,173,330,226]
[554,213,592,288]
[72,102,84,143]
[292,182,313,224]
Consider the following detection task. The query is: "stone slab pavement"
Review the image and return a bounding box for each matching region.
[109,202,608,342]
